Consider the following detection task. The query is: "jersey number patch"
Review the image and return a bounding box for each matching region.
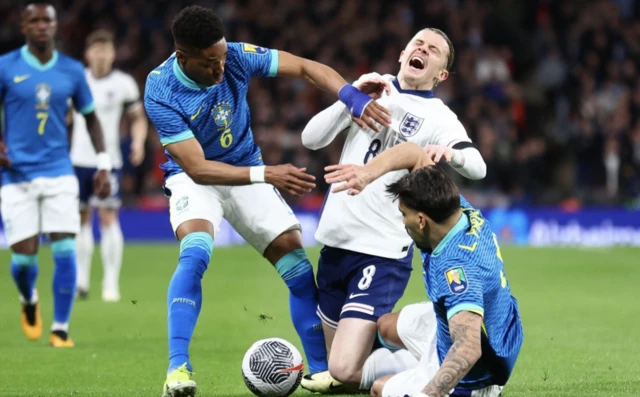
[364,139,381,164]
[358,265,376,290]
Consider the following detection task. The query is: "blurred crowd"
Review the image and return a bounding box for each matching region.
[1,0,640,209]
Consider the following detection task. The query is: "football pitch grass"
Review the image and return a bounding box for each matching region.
[0,245,639,397]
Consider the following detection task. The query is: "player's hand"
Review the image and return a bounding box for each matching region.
[324,164,373,195]
[353,72,391,100]
[424,145,456,163]
[93,170,111,199]
[129,139,145,167]
[352,101,391,133]
[265,164,316,197]
[0,141,10,167]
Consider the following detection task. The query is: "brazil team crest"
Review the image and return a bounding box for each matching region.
[212,101,233,129]
[175,196,189,211]
[242,43,269,55]
[445,267,468,294]
[35,83,52,109]
[399,112,424,137]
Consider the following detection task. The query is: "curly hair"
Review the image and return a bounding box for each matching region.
[171,5,225,50]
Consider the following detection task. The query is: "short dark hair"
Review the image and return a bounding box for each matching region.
[425,28,455,71]
[171,5,225,51]
[85,29,114,49]
[386,166,460,223]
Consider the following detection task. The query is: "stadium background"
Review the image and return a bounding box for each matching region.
[2,0,640,247]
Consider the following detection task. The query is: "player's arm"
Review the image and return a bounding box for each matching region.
[416,311,483,397]
[65,107,73,151]
[276,51,390,132]
[301,72,390,150]
[325,142,433,195]
[126,104,148,166]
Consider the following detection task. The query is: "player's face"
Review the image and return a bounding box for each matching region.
[21,4,57,49]
[399,201,430,250]
[86,42,116,75]
[179,38,228,87]
[398,30,449,89]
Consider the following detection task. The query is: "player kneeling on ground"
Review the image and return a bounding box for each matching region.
[325,142,523,397]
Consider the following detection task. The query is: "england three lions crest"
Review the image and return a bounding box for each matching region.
[212,101,232,129]
[400,112,424,137]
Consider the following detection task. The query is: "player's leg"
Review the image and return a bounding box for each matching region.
[1,181,43,341]
[223,184,327,374]
[96,168,123,302]
[41,175,82,347]
[74,166,96,299]
[162,173,223,397]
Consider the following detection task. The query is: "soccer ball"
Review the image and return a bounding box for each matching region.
[242,337,304,396]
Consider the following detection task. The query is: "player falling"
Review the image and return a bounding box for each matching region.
[300,28,486,393]
[0,3,110,347]
[325,142,523,397]
[71,29,148,303]
[143,6,389,397]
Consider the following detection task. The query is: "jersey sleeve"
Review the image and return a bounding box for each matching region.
[121,73,141,111]
[144,96,194,146]
[429,109,471,147]
[231,42,279,78]
[71,63,95,115]
[434,260,485,320]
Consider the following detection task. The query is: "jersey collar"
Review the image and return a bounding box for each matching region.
[432,212,470,257]
[392,78,435,99]
[172,56,214,90]
[20,45,58,71]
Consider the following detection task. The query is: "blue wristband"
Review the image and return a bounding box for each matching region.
[338,84,372,118]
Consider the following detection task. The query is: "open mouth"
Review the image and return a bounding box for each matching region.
[409,56,425,71]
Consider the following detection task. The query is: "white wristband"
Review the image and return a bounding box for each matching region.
[96,152,112,172]
[250,166,266,183]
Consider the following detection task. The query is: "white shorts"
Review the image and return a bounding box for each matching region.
[164,172,300,254]
[381,302,503,397]
[0,175,80,246]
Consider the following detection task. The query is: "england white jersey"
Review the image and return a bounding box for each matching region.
[70,69,140,169]
[304,74,473,259]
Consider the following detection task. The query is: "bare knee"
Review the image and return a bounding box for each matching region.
[328,357,361,385]
[263,228,303,265]
[370,378,386,397]
[98,208,118,227]
[11,236,39,255]
[377,312,404,349]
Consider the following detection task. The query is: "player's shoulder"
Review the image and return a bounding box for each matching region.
[56,52,85,72]
[110,69,137,85]
[144,54,179,103]
[0,48,21,66]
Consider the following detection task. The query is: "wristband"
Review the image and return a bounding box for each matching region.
[96,152,112,172]
[338,84,372,118]
[250,166,266,183]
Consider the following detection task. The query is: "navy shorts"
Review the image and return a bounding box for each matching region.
[316,245,413,327]
[74,166,122,209]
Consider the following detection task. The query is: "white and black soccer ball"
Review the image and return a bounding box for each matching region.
[242,337,304,397]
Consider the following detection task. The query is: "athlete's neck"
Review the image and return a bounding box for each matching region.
[90,67,112,79]
[397,73,434,91]
[27,42,54,65]
[428,210,463,251]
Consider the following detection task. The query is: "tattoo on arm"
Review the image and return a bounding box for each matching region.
[421,311,483,397]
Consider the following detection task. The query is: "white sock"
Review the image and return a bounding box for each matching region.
[76,223,94,291]
[51,322,69,332]
[360,348,419,389]
[100,221,124,293]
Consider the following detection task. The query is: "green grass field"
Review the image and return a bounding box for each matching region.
[1,245,639,396]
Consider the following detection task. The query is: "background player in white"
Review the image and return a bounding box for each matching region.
[300,28,486,393]
[70,29,148,302]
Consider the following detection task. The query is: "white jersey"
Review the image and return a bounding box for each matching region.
[302,74,476,259]
[70,69,140,169]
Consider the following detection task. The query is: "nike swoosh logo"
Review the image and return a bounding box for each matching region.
[13,75,30,83]
[329,382,342,390]
[275,363,304,373]
[190,104,204,120]
[349,292,369,299]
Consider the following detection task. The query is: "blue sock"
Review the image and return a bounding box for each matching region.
[51,238,77,327]
[10,254,38,302]
[167,232,213,374]
[276,249,328,373]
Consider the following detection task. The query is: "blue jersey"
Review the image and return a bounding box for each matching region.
[0,45,95,185]
[144,42,279,178]
[421,196,523,390]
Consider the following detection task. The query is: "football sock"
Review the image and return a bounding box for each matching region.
[100,221,124,293]
[167,232,213,374]
[51,238,77,331]
[11,253,38,303]
[275,249,328,373]
[360,348,418,389]
[76,223,94,292]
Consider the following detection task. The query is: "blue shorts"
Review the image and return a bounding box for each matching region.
[74,166,122,209]
[316,245,413,327]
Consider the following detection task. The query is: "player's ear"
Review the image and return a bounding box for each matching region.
[175,48,186,65]
[437,69,449,84]
[398,50,404,64]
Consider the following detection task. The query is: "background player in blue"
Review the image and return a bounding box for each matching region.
[324,143,523,397]
[0,3,111,348]
[143,6,391,397]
